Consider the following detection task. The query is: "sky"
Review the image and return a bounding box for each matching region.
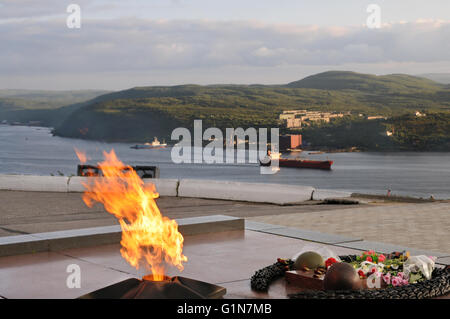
[0,0,449,90]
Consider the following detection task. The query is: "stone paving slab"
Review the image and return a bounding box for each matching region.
[244,221,280,231]
[254,226,362,244]
[1,190,448,260]
[249,202,450,255]
[176,215,244,236]
[0,234,51,257]
[0,230,362,299]
[1,229,447,299]
[0,250,134,299]
[0,215,244,257]
[0,226,448,299]
[246,221,450,259]
[0,190,359,237]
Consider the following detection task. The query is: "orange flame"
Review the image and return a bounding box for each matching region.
[80,149,187,280]
[74,148,88,164]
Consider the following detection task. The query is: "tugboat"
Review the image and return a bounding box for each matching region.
[131,137,167,150]
[260,151,333,170]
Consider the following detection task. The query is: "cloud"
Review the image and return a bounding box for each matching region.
[0,17,448,88]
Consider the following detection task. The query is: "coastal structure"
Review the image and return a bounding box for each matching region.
[279,134,302,151]
[415,111,426,117]
[279,110,349,128]
[367,115,387,120]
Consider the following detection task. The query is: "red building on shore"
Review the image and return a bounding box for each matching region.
[279,134,302,151]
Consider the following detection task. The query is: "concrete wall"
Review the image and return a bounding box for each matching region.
[178,179,315,205]
[0,175,69,192]
[66,176,87,193]
[0,175,179,197]
[312,189,352,200]
[0,174,352,204]
[145,178,179,197]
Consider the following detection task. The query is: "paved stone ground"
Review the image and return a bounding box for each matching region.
[0,230,364,299]
[249,202,450,255]
[1,190,448,255]
[0,190,365,236]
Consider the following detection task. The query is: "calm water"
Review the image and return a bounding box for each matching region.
[1,125,449,199]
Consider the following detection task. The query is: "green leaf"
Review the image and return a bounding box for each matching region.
[409,272,423,283]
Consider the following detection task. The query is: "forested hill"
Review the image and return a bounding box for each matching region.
[285,71,444,92]
[0,89,109,127]
[1,71,448,148]
[52,71,449,143]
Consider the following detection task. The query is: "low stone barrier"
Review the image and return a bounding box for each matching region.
[178,179,315,205]
[312,189,352,200]
[147,178,179,197]
[0,175,323,204]
[0,175,69,192]
[66,176,86,192]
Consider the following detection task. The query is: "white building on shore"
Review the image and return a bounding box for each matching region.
[279,110,348,128]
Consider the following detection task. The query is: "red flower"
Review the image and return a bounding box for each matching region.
[358,270,365,278]
[325,257,338,269]
[366,256,373,262]
[378,254,386,262]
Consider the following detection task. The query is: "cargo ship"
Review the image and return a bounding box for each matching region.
[260,155,333,170]
[131,137,167,149]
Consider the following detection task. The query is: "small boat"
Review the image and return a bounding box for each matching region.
[131,137,167,149]
[260,157,333,170]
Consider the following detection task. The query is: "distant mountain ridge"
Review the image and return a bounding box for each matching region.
[418,73,450,84]
[286,71,443,92]
[0,89,110,127]
[0,89,110,109]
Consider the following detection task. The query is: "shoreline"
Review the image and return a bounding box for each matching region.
[3,124,450,153]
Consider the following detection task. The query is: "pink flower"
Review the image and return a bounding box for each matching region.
[402,279,409,286]
[383,273,391,285]
[397,272,405,279]
[391,277,401,287]
[368,250,375,255]
[378,254,386,262]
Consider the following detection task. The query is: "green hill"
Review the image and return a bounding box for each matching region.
[51,71,450,143]
[0,89,110,110]
[286,71,444,92]
[419,73,450,85]
[3,71,448,148]
[0,89,110,126]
